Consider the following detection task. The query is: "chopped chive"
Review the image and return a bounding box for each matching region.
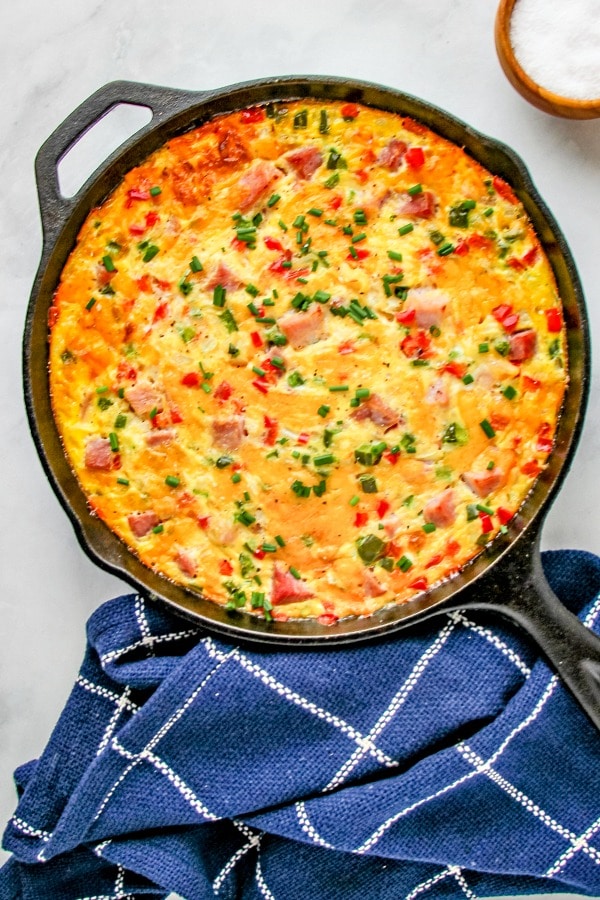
[329,384,349,392]
[462,373,474,385]
[116,476,129,486]
[314,290,331,303]
[201,382,211,393]
[352,232,366,243]
[313,453,335,466]
[483,207,494,217]
[278,219,288,231]
[152,524,164,533]
[275,534,286,547]
[289,566,302,579]
[476,503,494,515]
[114,413,127,429]
[429,230,445,246]
[149,185,162,196]
[422,522,437,533]
[142,244,159,262]
[397,555,413,572]
[252,365,266,377]
[247,301,260,316]
[502,384,517,400]
[219,309,238,333]
[349,495,360,506]
[324,172,340,188]
[294,109,308,128]
[267,193,280,207]
[487,460,496,470]
[108,432,119,452]
[480,419,496,438]
[407,183,423,196]
[437,242,455,256]
[165,475,180,488]
[86,297,96,310]
[360,475,378,493]
[245,283,259,297]
[387,250,403,261]
[262,543,277,553]
[231,473,242,484]
[308,207,323,217]
[270,356,285,370]
[355,388,371,399]
[317,405,330,418]
[353,209,367,225]
[319,109,329,134]
[149,407,158,419]
[102,254,116,272]
[324,218,338,226]
[479,342,489,353]
[398,223,414,235]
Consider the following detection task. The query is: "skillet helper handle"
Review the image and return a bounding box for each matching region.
[34,80,199,244]
[472,531,600,732]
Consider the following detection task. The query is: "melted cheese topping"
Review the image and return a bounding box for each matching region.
[49,100,567,623]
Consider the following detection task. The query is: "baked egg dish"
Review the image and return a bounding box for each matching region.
[48,99,568,623]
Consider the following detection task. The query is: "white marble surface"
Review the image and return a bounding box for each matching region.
[1,0,599,894]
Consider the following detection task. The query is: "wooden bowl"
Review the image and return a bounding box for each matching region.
[495,0,600,119]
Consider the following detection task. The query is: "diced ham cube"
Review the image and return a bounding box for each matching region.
[278,304,326,349]
[271,564,314,605]
[175,548,197,578]
[205,260,242,292]
[145,429,177,447]
[508,329,537,363]
[128,511,159,538]
[423,489,456,528]
[400,190,437,219]
[238,160,279,212]
[211,416,245,451]
[364,568,387,598]
[426,378,449,406]
[125,381,163,418]
[84,437,112,470]
[462,468,507,498]
[378,138,407,171]
[350,393,402,431]
[406,287,450,328]
[285,145,323,180]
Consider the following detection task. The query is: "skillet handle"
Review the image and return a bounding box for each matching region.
[467,530,600,732]
[34,80,200,244]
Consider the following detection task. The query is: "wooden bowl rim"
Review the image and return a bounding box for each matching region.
[495,0,600,119]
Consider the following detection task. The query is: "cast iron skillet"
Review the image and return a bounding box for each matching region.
[24,76,600,729]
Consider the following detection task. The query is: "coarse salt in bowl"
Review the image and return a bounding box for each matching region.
[495,0,600,119]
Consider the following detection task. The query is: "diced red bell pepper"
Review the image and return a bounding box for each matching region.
[197,516,210,530]
[400,330,431,359]
[522,375,541,391]
[405,146,425,168]
[496,507,513,526]
[409,577,428,591]
[340,103,359,119]
[264,236,284,252]
[441,361,467,379]
[250,331,263,348]
[318,614,339,626]
[395,308,416,325]
[263,415,279,446]
[376,499,390,519]
[240,107,265,123]
[181,372,200,387]
[252,379,269,394]
[521,460,541,476]
[219,559,233,575]
[347,248,369,261]
[329,194,343,210]
[354,511,369,527]
[479,512,494,534]
[425,553,444,569]
[545,308,562,333]
[297,432,310,445]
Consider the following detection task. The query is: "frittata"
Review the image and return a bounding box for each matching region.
[48,99,568,623]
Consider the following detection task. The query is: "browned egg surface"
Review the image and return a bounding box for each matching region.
[49,99,567,623]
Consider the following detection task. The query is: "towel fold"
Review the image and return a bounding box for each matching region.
[2,549,600,900]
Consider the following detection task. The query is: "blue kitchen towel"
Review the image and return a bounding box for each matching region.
[2,549,600,900]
